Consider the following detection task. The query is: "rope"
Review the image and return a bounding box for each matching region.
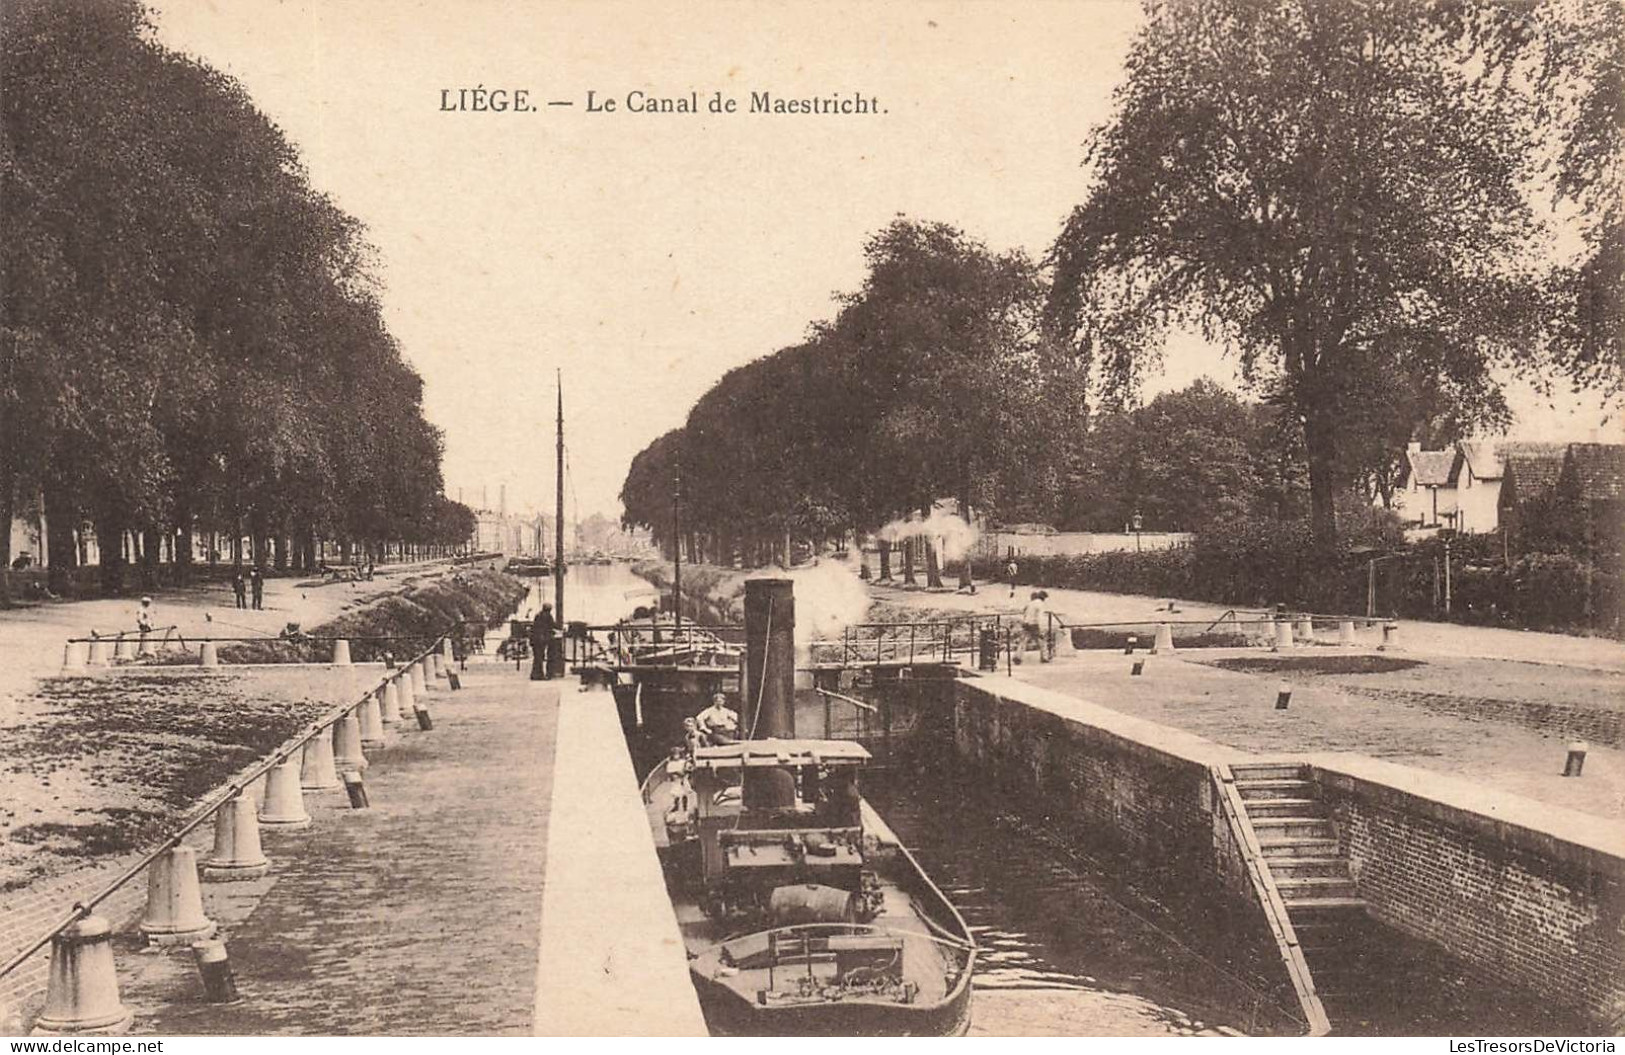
[745,596,773,741]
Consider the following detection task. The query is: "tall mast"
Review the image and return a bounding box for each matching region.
[672,461,683,634]
[554,371,565,623]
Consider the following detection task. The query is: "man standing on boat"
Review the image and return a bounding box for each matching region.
[529,603,556,681]
[695,692,739,744]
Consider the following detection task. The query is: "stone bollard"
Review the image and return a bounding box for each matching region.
[397,671,417,720]
[203,794,269,881]
[374,685,396,728]
[420,657,436,691]
[1152,623,1175,655]
[1563,740,1588,777]
[358,691,386,749]
[87,639,108,666]
[432,651,448,680]
[140,846,216,945]
[259,756,312,829]
[62,641,87,671]
[1050,624,1075,658]
[113,636,134,663]
[300,732,342,791]
[331,639,352,665]
[30,916,133,1035]
[200,641,219,667]
[1338,620,1356,646]
[192,940,240,1004]
[1130,660,1145,676]
[1296,617,1314,644]
[410,659,428,695]
[1378,620,1399,650]
[1274,620,1293,652]
[414,704,433,731]
[333,711,368,773]
[1275,682,1293,710]
[383,678,404,722]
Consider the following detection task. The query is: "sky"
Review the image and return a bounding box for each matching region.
[146,0,1616,521]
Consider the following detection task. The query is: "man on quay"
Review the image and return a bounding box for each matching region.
[529,603,556,681]
[1021,589,1051,663]
[250,566,264,610]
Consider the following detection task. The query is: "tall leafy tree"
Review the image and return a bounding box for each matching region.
[1049,0,1549,545]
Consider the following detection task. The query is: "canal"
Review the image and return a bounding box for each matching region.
[561,564,1266,1037]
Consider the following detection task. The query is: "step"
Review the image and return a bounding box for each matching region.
[1276,876,1360,899]
[1282,895,1368,914]
[1262,857,1350,880]
[1252,817,1335,840]
[1235,778,1314,800]
[1230,762,1308,781]
[1244,798,1327,819]
[1257,836,1341,859]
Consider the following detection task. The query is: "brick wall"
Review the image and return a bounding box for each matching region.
[1315,759,1625,1028]
[949,678,1304,1030]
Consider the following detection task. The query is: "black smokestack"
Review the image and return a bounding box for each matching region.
[742,578,796,809]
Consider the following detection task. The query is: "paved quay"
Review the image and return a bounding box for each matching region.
[96,660,702,1036]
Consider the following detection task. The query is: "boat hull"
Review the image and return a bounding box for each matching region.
[691,963,972,1037]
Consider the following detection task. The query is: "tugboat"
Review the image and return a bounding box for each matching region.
[641,579,975,1036]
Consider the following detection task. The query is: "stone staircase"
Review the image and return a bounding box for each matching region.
[1230,762,1370,1004]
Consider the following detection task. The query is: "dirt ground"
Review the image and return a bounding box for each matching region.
[1009,649,1624,823]
[0,665,361,892]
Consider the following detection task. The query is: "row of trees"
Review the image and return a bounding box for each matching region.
[2,0,473,592]
[622,0,1619,559]
[620,220,1083,578]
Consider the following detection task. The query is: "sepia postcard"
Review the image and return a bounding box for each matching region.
[1,0,1620,1045]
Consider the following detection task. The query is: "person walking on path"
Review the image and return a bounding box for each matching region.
[232,572,247,610]
[250,567,264,610]
[1020,589,1051,663]
[135,596,156,654]
[529,603,556,681]
[1006,557,1020,598]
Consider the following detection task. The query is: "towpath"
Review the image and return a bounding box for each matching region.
[38,658,706,1036]
[0,561,459,708]
[870,579,1625,673]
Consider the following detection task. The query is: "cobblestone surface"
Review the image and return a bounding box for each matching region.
[115,664,560,1035]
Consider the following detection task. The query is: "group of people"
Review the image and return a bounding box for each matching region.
[231,567,265,610]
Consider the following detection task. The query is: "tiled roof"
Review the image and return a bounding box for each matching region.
[1563,443,1625,502]
[1502,448,1567,496]
[1458,440,1570,481]
[1405,449,1456,487]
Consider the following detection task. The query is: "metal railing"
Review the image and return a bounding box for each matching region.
[0,622,462,985]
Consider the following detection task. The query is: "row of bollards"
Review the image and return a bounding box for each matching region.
[65,636,370,672]
[32,649,453,1034]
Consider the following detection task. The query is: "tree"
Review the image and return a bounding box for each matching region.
[1050,0,1548,545]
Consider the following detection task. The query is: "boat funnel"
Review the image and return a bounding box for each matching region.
[742,578,796,811]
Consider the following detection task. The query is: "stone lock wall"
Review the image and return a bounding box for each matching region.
[1314,758,1625,1027]
[949,677,1303,1028]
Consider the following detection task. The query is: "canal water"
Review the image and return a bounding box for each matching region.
[559,565,1263,1036]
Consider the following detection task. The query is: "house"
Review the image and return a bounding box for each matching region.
[1390,441,1460,529]
[1454,441,1570,535]
[1550,443,1625,554]
[1494,444,1573,539]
